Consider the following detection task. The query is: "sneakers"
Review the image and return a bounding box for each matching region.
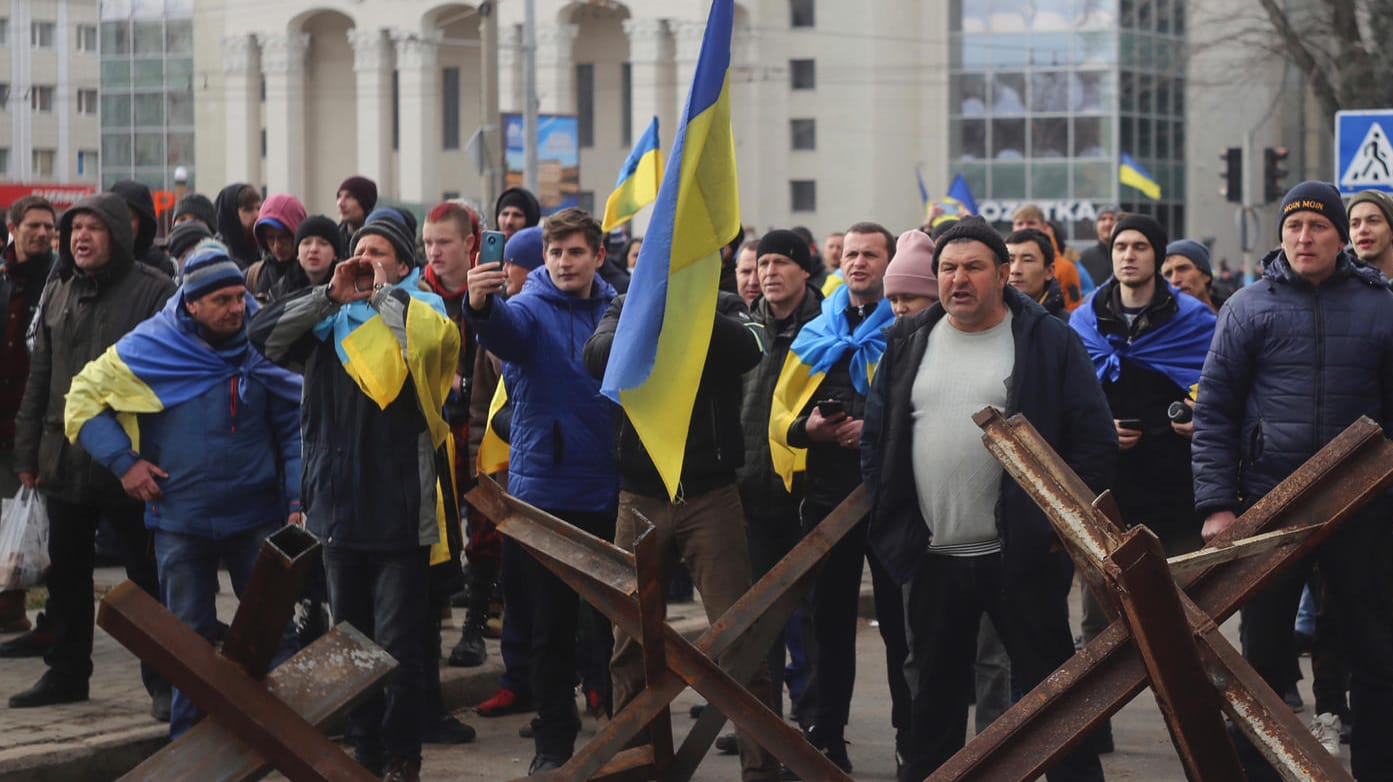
[422,713,476,744]
[714,732,738,754]
[475,687,532,717]
[0,623,52,658]
[1310,712,1342,755]
[806,727,852,773]
[9,671,89,708]
[447,625,487,668]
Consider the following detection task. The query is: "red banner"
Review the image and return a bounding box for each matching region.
[0,183,99,212]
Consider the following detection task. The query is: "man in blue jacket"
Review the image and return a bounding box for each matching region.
[863,218,1115,782]
[64,244,303,739]
[1193,181,1393,781]
[464,207,619,773]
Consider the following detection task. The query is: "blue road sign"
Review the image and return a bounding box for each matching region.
[1336,110,1393,194]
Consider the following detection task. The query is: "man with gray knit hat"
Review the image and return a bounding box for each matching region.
[1193,179,1393,780]
[1162,239,1222,312]
[1348,188,1393,282]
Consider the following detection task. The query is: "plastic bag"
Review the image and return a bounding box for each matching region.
[0,487,50,590]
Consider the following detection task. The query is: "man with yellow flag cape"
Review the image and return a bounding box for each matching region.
[250,211,460,781]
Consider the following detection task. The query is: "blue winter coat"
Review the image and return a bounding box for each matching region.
[465,266,619,512]
[1192,248,1393,515]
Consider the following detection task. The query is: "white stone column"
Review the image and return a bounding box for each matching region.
[623,18,674,147]
[533,23,578,115]
[260,32,310,196]
[732,26,763,225]
[497,23,522,115]
[348,27,393,196]
[392,31,441,204]
[671,19,706,121]
[221,34,261,185]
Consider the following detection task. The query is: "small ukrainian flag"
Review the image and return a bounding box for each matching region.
[601,117,663,232]
[1120,153,1162,200]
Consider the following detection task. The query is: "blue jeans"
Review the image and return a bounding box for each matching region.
[323,545,430,766]
[153,523,297,739]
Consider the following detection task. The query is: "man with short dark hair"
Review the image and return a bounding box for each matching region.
[336,175,377,243]
[864,216,1113,782]
[1348,189,1393,282]
[10,192,175,714]
[1193,181,1393,781]
[1005,228,1065,319]
[1078,205,1120,284]
[735,240,761,305]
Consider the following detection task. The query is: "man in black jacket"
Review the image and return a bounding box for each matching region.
[1077,205,1119,285]
[583,289,779,782]
[863,218,1114,782]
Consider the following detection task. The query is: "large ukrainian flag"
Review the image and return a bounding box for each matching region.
[602,117,663,232]
[600,0,739,501]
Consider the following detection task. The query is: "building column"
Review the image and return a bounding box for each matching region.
[221,33,261,185]
[260,32,309,196]
[671,19,706,120]
[497,23,522,115]
[622,17,674,147]
[347,27,393,196]
[393,30,441,204]
[533,23,578,115]
[732,26,763,225]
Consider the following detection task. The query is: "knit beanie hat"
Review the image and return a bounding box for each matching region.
[181,242,244,301]
[167,220,213,260]
[337,175,379,214]
[172,193,217,232]
[1348,189,1393,229]
[505,226,544,271]
[756,229,813,273]
[296,214,346,259]
[932,216,1009,270]
[1280,181,1349,243]
[494,187,541,227]
[885,229,938,299]
[351,211,417,268]
[1110,214,1168,263]
[1165,239,1212,277]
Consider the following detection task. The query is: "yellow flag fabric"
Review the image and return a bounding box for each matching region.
[601,116,663,233]
[476,379,510,476]
[64,345,159,450]
[767,351,827,493]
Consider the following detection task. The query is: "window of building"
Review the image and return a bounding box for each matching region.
[76,24,97,52]
[576,63,594,148]
[132,21,163,55]
[77,88,98,115]
[790,118,816,150]
[442,66,461,150]
[102,133,132,167]
[78,149,98,176]
[791,0,815,27]
[790,59,816,90]
[391,71,399,151]
[101,20,129,54]
[791,180,816,212]
[165,19,193,54]
[0,83,8,110]
[167,92,193,126]
[620,63,632,148]
[32,21,55,48]
[31,85,55,112]
[0,148,8,175]
[32,148,56,177]
[260,128,267,159]
[0,18,8,46]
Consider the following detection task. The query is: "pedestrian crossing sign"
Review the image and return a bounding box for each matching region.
[1336,110,1393,194]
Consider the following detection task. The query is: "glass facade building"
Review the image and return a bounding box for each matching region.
[99,0,195,190]
[948,0,1185,240]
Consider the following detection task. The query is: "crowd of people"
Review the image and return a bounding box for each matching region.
[0,172,1391,782]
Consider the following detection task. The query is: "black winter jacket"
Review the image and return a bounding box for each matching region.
[862,285,1117,587]
[737,288,823,520]
[1192,248,1393,515]
[583,291,762,499]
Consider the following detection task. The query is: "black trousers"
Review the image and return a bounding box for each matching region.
[44,496,163,693]
[746,510,805,721]
[901,550,1102,782]
[525,507,615,759]
[1235,497,1393,782]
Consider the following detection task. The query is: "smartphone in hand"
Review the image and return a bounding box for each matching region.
[815,399,846,418]
[479,230,506,266]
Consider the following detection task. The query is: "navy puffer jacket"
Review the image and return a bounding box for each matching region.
[1192,248,1393,515]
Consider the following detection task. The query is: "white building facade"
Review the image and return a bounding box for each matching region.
[1,0,101,185]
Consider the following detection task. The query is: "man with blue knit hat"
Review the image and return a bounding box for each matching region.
[1162,239,1222,312]
[251,210,461,782]
[64,243,304,740]
[1193,180,1393,780]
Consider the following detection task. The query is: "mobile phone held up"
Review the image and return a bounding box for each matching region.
[479,230,506,267]
[1116,418,1143,431]
[815,399,846,418]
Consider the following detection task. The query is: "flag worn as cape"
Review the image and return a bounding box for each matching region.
[768,285,894,491]
[599,0,740,501]
[1069,286,1216,392]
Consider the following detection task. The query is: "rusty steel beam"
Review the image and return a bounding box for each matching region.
[221,525,319,679]
[1166,525,1319,576]
[1104,526,1246,781]
[98,582,380,782]
[925,413,1390,782]
[119,624,397,782]
[631,512,673,775]
[468,477,866,782]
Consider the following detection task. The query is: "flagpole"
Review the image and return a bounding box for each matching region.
[522,0,539,195]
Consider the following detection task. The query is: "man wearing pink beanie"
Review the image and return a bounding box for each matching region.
[884,229,938,318]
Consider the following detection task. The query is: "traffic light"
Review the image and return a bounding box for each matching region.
[1264,146,1290,203]
[1220,147,1242,203]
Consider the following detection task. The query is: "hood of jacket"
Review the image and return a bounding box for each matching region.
[1259,245,1386,290]
[213,182,260,266]
[493,187,541,228]
[254,193,308,256]
[519,262,618,305]
[58,193,136,284]
[108,180,158,255]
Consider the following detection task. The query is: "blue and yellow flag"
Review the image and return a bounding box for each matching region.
[602,117,664,233]
[599,0,738,501]
[1120,153,1161,200]
[944,173,978,215]
[476,379,510,476]
[768,286,894,491]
